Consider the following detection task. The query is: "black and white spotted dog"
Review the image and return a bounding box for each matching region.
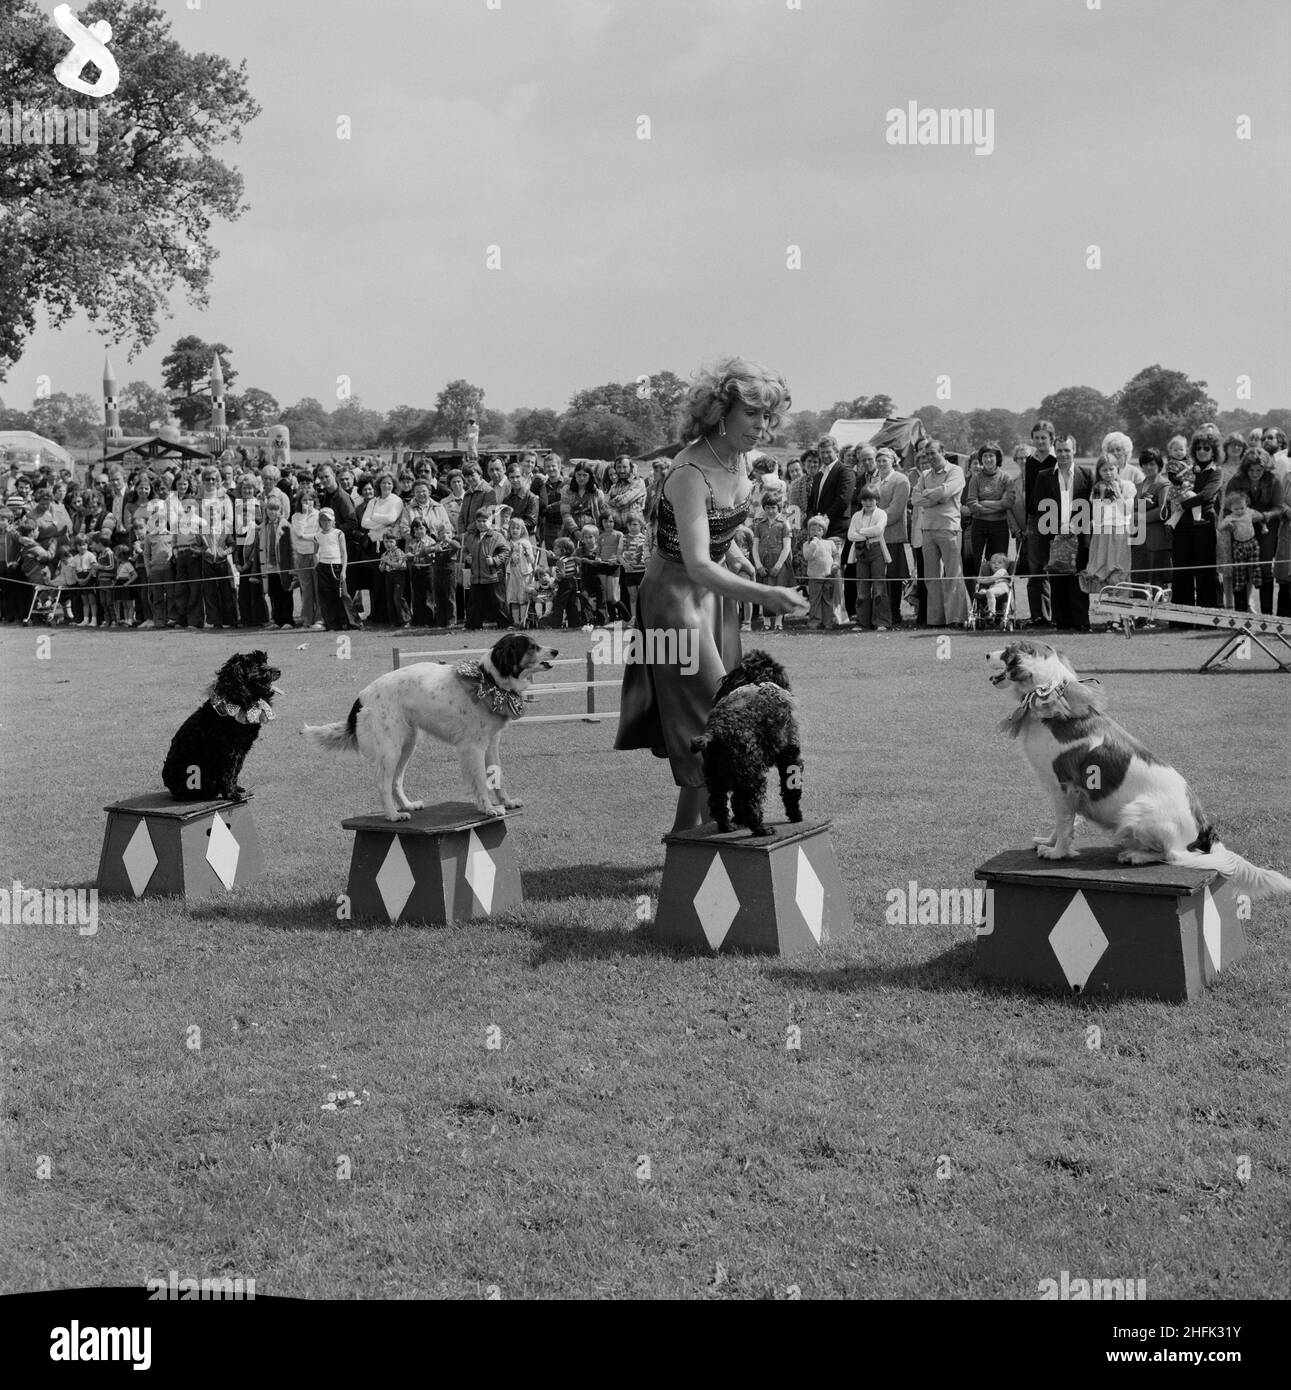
[690,650,803,837]
[303,632,556,821]
[987,640,1291,898]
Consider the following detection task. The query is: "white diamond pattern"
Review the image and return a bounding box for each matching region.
[1201,887,1222,973]
[694,854,739,950]
[1047,890,1109,990]
[205,812,240,890]
[122,819,158,898]
[374,837,415,920]
[464,830,496,914]
[795,847,824,942]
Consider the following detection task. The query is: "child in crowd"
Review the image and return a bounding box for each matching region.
[532,544,556,625]
[405,519,436,626]
[505,518,537,629]
[73,534,99,626]
[465,508,511,630]
[56,544,81,625]
[619,515,650,622]
[1082,456,1136,599]
[846,485,891,631]
[1164,460,1197,530]
[432,528,460,629]
[802,515,842,630]
[731,517,757,632]
[975,551,1012,621]
[596,512,625,621]
[575,524,612,625]
[113,544,138,626]
[378,531,411,627]
[15,520,53,587]
[752,493,794,632]
[1218,492,1261,612]
[544,537,583,629]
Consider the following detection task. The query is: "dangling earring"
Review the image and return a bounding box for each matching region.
[718,417,726,437]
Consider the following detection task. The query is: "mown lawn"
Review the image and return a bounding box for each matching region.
[1,623,1288,1299]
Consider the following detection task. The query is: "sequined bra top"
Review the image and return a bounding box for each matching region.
[655,461,752,563]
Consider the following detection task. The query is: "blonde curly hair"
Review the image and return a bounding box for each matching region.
[677,356,791,443]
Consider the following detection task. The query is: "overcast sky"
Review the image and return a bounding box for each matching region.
[15,0,1291,422]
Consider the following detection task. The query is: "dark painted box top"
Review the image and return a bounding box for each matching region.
[976,846,1218,895]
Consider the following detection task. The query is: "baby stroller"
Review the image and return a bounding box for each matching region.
[24,581,66,625]
[965,551,1018,631]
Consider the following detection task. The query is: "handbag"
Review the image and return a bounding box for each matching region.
[1046,533,1079,575]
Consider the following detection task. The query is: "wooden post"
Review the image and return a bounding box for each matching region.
[586,651,595,715]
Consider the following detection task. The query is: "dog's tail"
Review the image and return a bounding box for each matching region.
[1168,843,1291,899]
[302,699,362,754]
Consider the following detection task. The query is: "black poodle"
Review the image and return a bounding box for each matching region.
[162,651,282,801]
[690,650,803,837]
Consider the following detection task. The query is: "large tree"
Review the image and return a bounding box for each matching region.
[327,398,384,450]
[787,410,828,448]
[0,0,260,379]
[161,336,236,429]
[557,410,655,461]
[30,391,100,446]
[967,407,1026,453]
[433,379,486,448]
[1115,365,1217,450]
[378,405,434,449]
[643,370,687,436]
[509,407,561,449]
[1038,386,1120,455]
[237,388,280,429]
[118,380,172,433]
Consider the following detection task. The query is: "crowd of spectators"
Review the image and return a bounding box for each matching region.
[2,419,1287,634]
[0,449,655,632]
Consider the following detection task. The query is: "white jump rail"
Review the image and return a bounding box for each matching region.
[1093,582,1291,673]
[392,645,622,722]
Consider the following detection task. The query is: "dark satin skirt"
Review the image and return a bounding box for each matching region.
[614,552,742,787]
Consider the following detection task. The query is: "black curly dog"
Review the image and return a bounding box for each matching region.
[162,651,282,801]
[690,650,803,837]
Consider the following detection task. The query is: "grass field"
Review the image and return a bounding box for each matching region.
[2,623,1289,1300]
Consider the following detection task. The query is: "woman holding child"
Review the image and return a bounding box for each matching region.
[616,357,809,835]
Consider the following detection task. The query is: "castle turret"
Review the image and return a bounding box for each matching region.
[210,353,227,451]
[103,354,121,445]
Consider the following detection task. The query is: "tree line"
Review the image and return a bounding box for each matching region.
[4,340,1287,464]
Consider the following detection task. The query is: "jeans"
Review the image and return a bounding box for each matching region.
[853,548,890,627]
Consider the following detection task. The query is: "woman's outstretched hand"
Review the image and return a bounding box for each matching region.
[761,586,809,617]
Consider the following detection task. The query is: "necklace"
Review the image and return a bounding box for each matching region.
[703,435,743,476]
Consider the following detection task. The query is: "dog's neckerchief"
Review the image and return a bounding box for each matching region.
[1000,677,1100,737]
[209,696,276,725]
[455,660,525,719]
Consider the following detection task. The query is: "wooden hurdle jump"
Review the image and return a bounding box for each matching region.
[392,646,621,724]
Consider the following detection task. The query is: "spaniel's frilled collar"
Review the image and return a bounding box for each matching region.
[455,660,525,719]
[209,696,276,725]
